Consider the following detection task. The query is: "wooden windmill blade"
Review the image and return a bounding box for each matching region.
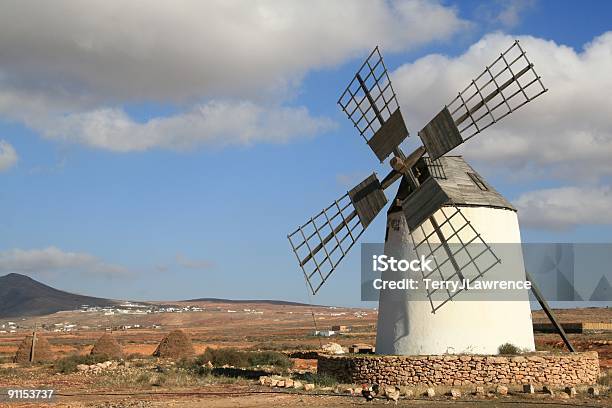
[409,205,501,313]
[399,156,516,312]
[288,47,412,295]
[338,46,410,162]
[288,173,388,294]
[419,40,547,160]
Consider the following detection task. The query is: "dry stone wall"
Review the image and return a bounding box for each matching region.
[318,352,599,387]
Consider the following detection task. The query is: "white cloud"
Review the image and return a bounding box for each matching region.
[32,102,335,152]
[392,32,612,181]
[495,0,536,27]
[0,1,468,152]
[0,1,467,103]
[476,0,536,28]
[0,140,17,171]
[514,186,612,230]
[0,246,129,276]
[176,253,214,270]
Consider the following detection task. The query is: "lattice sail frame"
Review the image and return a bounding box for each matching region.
[338,47,409,161]
[449,40,547,139]
[410,206,501,313]
[288,192,362,294]
[338,46,398,141]
[288,174,387,294]
[420,40,547,160]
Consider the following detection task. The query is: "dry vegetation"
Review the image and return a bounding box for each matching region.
[0,303,609,407]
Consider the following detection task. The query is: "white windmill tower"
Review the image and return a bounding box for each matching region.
[288,41,575,355]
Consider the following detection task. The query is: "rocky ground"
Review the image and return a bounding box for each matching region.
[0,355,609,408]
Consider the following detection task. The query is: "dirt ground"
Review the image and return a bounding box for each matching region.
[0,304,610,407]
[9,395,612,408]
[1,379,609,408]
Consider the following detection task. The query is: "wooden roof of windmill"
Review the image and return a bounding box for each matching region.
[394,156,515,230]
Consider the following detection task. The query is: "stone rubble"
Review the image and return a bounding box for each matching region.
[259,375,314,391]
[255,373,607,403]
[496,385,508,395]
[76,360,121,373]
[321,342,345,355]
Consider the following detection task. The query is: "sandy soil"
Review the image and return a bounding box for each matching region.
[1,380,609,408]
[0,304,609,407]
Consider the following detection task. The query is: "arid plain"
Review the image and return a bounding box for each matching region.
[0,302,610,407]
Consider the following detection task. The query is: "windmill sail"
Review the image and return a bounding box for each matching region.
[409,206,501,313]
[419,40,547,160]
[288,173,387,294]
[400,156,508,313]
[338,47,409,162]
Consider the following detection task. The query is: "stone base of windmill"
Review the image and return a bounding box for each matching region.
[317,351,600,387]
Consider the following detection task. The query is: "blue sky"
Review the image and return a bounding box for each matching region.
[0,0,610,306]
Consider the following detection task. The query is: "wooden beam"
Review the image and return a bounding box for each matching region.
[525,270,576,352]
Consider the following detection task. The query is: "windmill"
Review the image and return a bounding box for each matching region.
[287,41,574,354]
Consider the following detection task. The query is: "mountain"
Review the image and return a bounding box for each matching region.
[0,273,118,318]
[0,273,324,319]
[183,297,317,307]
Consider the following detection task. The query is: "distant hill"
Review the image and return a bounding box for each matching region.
[183,297,318,307]
[0,273,325,319]
[0,273,118,318]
